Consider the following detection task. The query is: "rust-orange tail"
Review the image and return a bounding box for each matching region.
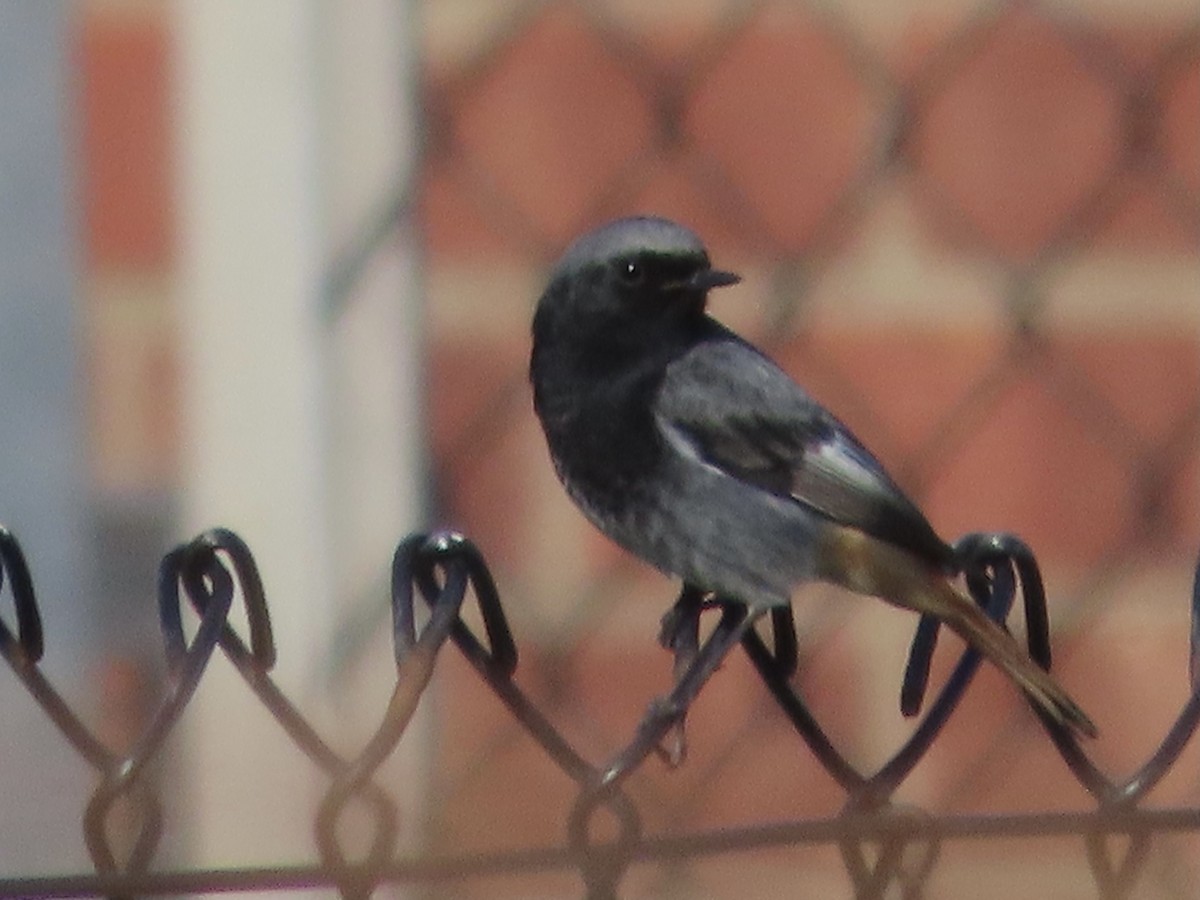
[819,527,1097,738]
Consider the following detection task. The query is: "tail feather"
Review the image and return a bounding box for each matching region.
[820,526,1097,738]
[935,584,1097,738]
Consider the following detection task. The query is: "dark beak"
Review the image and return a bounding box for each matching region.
[688,267,741,292]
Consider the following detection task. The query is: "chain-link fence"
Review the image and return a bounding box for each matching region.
[2,523,1199,898]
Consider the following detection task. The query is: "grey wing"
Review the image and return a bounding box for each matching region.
[656,331,953,568]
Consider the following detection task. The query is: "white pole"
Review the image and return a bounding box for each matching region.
[175,0,425,876]
[175,0,334,868]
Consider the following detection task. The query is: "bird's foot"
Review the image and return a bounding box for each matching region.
[647,695,689,768]
[658,593,701,650]
[658,608,683,651]
[655,720,688,768]
[657,724,686,768]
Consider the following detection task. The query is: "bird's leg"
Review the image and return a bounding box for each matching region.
[656,584,708,767]
[657,584,708,653]
[599,601,761,791]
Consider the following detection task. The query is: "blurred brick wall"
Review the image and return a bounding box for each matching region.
[78,0,178,497]
[420,3,1200,897]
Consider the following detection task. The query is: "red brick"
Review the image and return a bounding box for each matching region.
[897,12,998,82]
[426,337,537,570]
[429,649,603,857]
[1103,24,1187,74]
[428,651,526,786]
[795,597,1057,809]
[451,5,655,246]
[907,658,1040,807]
[915,7,1120,260]
[935,720,1095,816]
[420,158,532,260]
[440,872,581,900]
[1093,172,1200,252]
[1162,52,1200,199]
[1055,617,1192,785]
[687,715,849,828]
[1056,333,1200,447]
[588,156,761,260]
[77,10,174,271]
[425,337,527,457]
[924,366,1131,565]
[439,419,540,572]
[431,730,579,851]
[788,605,877,762]
[595,4,743,73]
[541,626,672,756]
[941,603,1199,814]
[685,6,875,253]
[1166,451,1200,556]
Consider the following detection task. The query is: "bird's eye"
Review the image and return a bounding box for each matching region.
[616,259,644,286]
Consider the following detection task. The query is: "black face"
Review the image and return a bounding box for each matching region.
[533,218,739,353]
[609,251,710,297]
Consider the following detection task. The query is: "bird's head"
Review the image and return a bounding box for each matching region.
[537,216,740,336]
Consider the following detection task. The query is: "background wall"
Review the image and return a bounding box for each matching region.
[419,3,1200,896]
[5,0,1198,896]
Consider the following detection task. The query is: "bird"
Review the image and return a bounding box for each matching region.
[529,215,1096,741]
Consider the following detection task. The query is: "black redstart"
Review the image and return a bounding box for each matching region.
[530,215,1095,739]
